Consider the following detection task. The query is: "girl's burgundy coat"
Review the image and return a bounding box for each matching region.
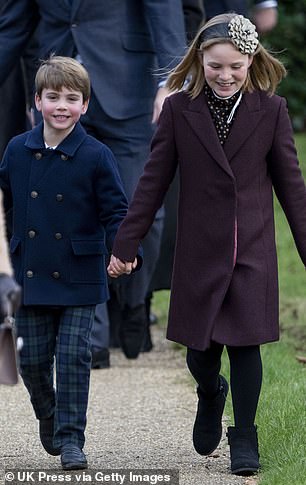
[113,89,306,350]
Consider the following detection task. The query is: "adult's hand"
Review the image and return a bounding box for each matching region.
[152,86,171,124]
[0,274,21,320]
[253,7,278,34]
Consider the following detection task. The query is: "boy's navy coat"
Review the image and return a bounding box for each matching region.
[0,122,131,306]
[112,90,306,350]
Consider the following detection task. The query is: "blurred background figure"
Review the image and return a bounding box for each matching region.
[0,0,186,367]
[0,1,38,160]
[204,1,278,33]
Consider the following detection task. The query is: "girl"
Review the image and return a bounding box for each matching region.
[107,13,306,476]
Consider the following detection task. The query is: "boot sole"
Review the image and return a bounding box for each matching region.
[231,466,259,476]
[62,462,88,471]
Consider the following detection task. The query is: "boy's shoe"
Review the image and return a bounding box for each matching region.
[193,375,229,455]
[61,444,88,470]
[39,414,61,456]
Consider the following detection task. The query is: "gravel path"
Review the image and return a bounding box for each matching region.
[0,325,258,485]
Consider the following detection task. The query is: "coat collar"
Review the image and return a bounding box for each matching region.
[25,121,88,157]
[183,90,265,178]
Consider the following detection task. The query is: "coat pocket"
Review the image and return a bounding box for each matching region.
[121,33,155,53]
[70,239,108,284]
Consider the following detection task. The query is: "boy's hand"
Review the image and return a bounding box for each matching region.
[107,255,137,278]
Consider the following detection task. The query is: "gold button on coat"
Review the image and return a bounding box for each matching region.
[31,191,38,198]
[35,152,42,160]
[56,194,63,201]
[26,270,34,278]
[61,154,68,161]
[52,272,60,279]
[55,233,62,240]
[28,230,36,238]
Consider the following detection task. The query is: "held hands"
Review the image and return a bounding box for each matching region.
[107,255,137,279]
[0,274,22,321]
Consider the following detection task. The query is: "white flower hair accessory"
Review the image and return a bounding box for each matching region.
[228,15,259,54]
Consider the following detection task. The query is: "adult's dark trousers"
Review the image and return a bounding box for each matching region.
[186,341,262,427]
[16,305,95,449]
[81,92,164,345]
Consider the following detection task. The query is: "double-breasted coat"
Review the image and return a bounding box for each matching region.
[0,122,131,307]
[112,89,306,350]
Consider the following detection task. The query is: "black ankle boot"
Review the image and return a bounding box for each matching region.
[227,425,260,476]
[192,375,228,455]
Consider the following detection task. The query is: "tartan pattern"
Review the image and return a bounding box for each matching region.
[16,305,95,448]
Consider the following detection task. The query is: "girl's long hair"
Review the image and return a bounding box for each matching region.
[166,13,286,98]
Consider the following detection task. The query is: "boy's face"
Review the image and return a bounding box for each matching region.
[35,87,88,137]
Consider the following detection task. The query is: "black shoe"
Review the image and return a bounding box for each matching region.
[61,444,88,470]
[119,304,147,359]
[193,375,229,455]
[227,425,260,476]
[91,347,110,369]
[39,414,61,456]
[140,323,153,353]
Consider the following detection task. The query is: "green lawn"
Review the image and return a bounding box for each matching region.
[152,133,306,484]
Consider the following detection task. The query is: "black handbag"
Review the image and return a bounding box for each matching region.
[0,316,18,385]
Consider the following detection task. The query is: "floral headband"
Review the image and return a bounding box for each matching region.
[197,15,259,55]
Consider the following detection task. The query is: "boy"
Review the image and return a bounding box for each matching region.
[0,56,139,470]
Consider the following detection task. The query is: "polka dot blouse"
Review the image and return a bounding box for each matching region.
[204,84,242,145]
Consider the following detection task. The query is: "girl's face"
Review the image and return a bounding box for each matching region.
[35,87,88,139]
[201,42,253,98]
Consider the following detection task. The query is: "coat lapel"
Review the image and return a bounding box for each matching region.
[183,90,266,177]
[223,91,265,161]
[183,92,234,179]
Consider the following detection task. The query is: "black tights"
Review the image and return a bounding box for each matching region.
[186,342,262,428]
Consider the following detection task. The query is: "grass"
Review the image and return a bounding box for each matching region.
[152,132,306,485]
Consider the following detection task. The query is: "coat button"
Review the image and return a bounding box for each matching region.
[52,271,60,279]
[26,270,34,278]
[31,190,38,198]
[56,194,63,201]
[61,154,68,161]
[55,232,62,240]
[28,230,36,238]
[35,152,42,160]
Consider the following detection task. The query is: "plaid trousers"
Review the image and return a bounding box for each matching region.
[16,305,95,448]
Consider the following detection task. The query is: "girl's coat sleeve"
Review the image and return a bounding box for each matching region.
[268,98,306,265]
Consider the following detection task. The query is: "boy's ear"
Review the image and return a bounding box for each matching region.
[34,93,42,112]
[81,98,89,115]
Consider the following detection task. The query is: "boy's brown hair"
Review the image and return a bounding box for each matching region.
[35,55,91,101]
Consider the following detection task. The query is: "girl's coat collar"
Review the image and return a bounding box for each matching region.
[182,90,265,178]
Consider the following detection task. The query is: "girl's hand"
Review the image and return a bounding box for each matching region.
[107,255,137,278]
